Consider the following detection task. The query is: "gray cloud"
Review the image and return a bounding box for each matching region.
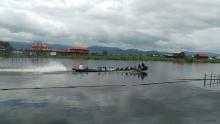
[0,0,220,52]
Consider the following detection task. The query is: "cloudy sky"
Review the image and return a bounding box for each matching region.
[0,0,220,52]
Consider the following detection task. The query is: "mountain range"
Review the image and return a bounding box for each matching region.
[9,41,220,57]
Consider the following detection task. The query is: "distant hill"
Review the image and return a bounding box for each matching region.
[88,46,168,55]
[10,42,32,49]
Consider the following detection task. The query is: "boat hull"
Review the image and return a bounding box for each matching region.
[72,68,146,73]
[72,68,108,72]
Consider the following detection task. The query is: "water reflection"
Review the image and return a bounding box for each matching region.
[2,59,220,124]
[121,72,147,80]
[1,82,220,124]
[72,71,148,80]
[0,99,47,108]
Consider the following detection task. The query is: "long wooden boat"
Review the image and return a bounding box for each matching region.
[72,68,107,72]
[72,67,148,73]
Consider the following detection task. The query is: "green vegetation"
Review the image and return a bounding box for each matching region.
[0,41,14,56]
[56,54,220,63]
[0,41,220,63]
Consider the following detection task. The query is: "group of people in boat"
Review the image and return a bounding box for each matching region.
[77,63,148,71]
[114,63,148,71]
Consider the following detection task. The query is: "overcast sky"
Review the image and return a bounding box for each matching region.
[0,0,220,52]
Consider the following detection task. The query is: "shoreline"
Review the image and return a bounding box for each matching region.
[2,55,220,63]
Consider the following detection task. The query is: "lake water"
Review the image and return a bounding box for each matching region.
[1,57,220,124]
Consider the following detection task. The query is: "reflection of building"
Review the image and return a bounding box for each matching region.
[194,54,209,59]
[64,47,89,55]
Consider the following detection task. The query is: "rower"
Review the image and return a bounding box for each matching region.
[141,63,148,70]
[141,63,146,67]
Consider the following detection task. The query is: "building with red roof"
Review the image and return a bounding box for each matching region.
[31,43,55,51]
[194,54,209,59]
[173,52,185,58]
[26,42,89,56]
[64,47,89,55]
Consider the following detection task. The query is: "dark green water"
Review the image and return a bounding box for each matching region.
[0,58,220,124]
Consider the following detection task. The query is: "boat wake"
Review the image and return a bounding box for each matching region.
[0,62,68,74]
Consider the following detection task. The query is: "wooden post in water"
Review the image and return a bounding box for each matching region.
[204,73,207,87]
[218,74,220,84]
[214,74,216,83]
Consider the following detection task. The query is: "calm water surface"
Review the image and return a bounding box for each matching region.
[0,58,220,124]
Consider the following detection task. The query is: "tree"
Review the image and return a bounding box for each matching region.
[102,50,108,55]
[0,41,14,56]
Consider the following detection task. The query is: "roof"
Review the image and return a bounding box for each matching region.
[196,54,208,56]
[195,53,209,57]
[67,47,89,51]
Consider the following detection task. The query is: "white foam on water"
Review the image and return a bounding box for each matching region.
[0,62,68,74]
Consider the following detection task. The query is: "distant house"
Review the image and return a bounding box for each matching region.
[163,54,173,58]
[64,47,89,55]
[152,54,159,57]
[194,54,209,59]
[215,56,220,60]
[173,52,185,58]
[26,42,57,57]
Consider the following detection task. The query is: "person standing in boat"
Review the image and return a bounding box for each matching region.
[141,63,146,67]
[79,63,84,69]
